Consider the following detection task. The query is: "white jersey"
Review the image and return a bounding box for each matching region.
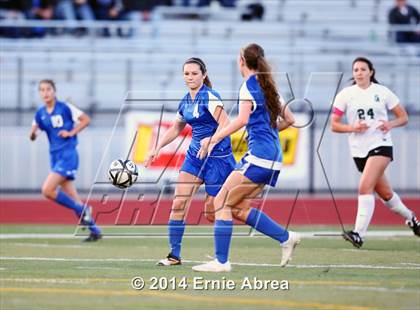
[333,83,400,158]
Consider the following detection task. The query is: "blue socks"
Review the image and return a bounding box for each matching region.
[55,190,101,235]
[88,222,101,235]
[214,220,233,264]
[168,220,185,259]
[246,208,289,243]
[55,190,84,216]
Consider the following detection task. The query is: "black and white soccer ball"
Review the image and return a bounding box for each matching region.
[108,159,138,189]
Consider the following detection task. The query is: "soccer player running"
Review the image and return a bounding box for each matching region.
[145,58,237,266]
[331,57,419,248]
[29,79,102,242]
[192,43,300,272]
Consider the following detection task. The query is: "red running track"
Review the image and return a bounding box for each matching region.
[1,198,419,226]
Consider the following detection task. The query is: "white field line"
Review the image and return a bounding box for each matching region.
[326,285,418,294]
[1,256,420,270]
[75,266,123,270]
[0,231,415,239]
[9,243,85,248]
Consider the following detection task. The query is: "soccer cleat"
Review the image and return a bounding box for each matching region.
[156,253,182,266]
[406,216,420,237]
[280,231,301,267]
[342,230,363,248]
[83,232,102,242]
[192,259,232,272]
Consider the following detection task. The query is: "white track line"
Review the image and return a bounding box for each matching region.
[9,243,85,248]
[332,286,418,293]
[1,256,419,270]
[0,231,415,239]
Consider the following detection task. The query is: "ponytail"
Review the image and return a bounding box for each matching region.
[242,43,281,128]
[203,76,212,88]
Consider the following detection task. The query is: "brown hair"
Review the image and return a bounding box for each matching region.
[183,57,212,88]
[351,57,379,84]
[38,79,56,91]
[241,43,280,128]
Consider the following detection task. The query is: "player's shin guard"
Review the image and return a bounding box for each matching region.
[168,220,185,259]
[214,220,233,264]
[55,190,84,215]
[382,192,413,220]
[354,194,375,237]
[246,208,289,243]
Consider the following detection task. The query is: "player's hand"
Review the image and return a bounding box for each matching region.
[29,132,37,141]
[197,137,217,160]
[144,148,159,167]
[377,120,392,134]
[58,130,73,138]
[352,121,369,133]
[197,137,211,159]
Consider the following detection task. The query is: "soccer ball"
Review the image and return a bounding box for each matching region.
[108,159,138,189]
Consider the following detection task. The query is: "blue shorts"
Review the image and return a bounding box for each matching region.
[50,148,79,180]
[180,153,236,197]
[236,156,280,187]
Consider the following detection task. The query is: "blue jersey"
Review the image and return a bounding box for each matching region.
[177,84,232,157]
[34,100,82,153]
[239,75,282,168]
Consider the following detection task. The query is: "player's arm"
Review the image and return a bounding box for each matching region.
[212,105,230,128]
[212,99,251,141]
[196,105,230,159]
[211,105,230,139]
[73,113,90,135]
[377,104,408,134]
[197,100,252,159]
[155,119,186,151]
[29,123,39,141]
[277,105,295,131]
[211,100,252,140]
[330,91,368,133]
[58,113,90,138]
[145,119,186,167]
[331,112,368,133]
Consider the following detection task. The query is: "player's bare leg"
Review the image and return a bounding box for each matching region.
[193,172,300,272]
[344,156,390,248]
[41,172,66,201]
[375,174,419,236]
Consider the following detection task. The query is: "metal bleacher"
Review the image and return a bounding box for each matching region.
[1,0,419,193]
[0,0,419,127]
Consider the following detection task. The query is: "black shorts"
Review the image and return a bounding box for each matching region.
[353,146,393,173]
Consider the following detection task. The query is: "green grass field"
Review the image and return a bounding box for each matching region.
[0,225,419,310]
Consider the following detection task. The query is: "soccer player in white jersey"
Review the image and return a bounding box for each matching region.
[192,43,300,272]
[331,57,419,248]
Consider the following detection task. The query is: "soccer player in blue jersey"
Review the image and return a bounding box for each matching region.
[145,57,237,266]
[29,79,102,242]
[192,43,300,272]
